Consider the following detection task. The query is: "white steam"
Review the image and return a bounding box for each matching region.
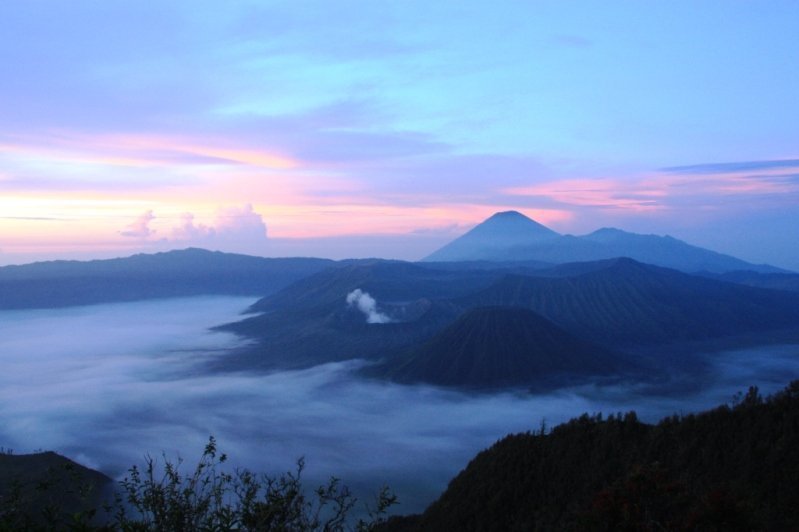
[346,289,393,324]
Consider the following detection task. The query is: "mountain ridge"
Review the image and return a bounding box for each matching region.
[217,256,799,385]
[0,248,333,309]
[461,257,799,347]
[423,211,786,274]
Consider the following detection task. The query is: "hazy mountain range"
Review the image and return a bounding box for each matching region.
[0,248,332,309]
[424,210,785,274]
[214,215,799,390]
[217,255,799,391]
[3,212,799,391]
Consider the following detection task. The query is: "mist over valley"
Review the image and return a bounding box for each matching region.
[2,292,798,514]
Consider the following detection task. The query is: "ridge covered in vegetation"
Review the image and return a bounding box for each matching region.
[386,381,799,531]
[0,438,395,531]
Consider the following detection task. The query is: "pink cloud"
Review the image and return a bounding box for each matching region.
[214,203,268,242]
[505,162,799,218]
[172,213,214,240]
[115,204,269,256]
[166,204,269,255]
[119,210,156,238]
[0,131,298,170]
[505,178,666,213]
[644,169,798,198]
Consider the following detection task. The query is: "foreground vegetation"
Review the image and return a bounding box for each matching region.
[387,381,799,531]
[0,438,395,531]
[5,381,799,530]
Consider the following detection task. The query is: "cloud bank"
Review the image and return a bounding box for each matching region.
[170,204,269,253]
[2,298,798,513]
[119,210,156,238]
[114,203,270,256]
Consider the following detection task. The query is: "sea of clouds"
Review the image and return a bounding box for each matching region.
[2,296,798,513]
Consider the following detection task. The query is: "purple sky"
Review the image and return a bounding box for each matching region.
[1,1,797,269]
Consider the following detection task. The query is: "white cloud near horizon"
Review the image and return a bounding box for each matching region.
[119,210,156,238]
[174,204,269,255]
[119,204,269,256]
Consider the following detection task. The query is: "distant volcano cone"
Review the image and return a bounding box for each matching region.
[423,211,560,262]
[383,306,623,388]
[422,211,782,273]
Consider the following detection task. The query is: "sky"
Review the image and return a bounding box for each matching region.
[1,1,798,269]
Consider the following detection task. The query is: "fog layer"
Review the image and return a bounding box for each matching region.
[1,297,798,512]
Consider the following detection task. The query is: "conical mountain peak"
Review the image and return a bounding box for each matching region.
[479,211,560,235]
[486,210,531,220]
[381,306,623,388]
[423,211,560,262]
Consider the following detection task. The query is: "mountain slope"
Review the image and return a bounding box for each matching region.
[218,257,799,378]
[214,260,497,370]
[0,451,112,526]
[462,258,799,346]
[0,248,333,309]
[578,227,777,273]
[700,270,799,293]
[377,306,632,389]
[386,382,799,531]
[245,259,497,316]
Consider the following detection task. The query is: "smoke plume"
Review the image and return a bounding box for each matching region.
[346,289,392,324]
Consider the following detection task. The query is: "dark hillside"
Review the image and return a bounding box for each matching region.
[216,260,504,370]
[377,306,634,389]
[0,451,112,527]
[701,270,799,292]
[215,299,462,370]
[419,259,553,273]
[387,381,799,531]
[463,258,799,346]
[0,248,333,309]
[246,259,499,316]
[219,257,799,376]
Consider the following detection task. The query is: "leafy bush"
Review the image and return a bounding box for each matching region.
[1,437,396,531]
